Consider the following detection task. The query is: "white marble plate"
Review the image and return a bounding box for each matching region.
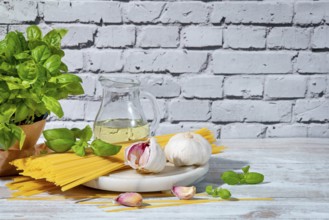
[83,163,209,192]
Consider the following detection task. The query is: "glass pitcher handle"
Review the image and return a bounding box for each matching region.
[141,91,160,136]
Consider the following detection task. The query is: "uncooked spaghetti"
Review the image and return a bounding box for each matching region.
[10,128,223,192]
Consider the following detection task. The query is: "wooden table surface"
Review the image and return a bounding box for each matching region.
[1,138,329,219]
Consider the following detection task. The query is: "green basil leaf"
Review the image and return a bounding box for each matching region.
[242,165,250,174]
[0,103,16,123]
[43,128,75,141]
[0,40,6,53]
[49,74,82,84]
[56,29,68,38]
[238,173,246,184]
[0,75,24,89]
[14,52,31,60]
[50,46,65,57]
[244,172,264,184]
[27,25,42,41]
[0,82,10,103]
[14,102,30,123]
[5,32,22,60]
[16,31,28,51]
[0,62,17,75]
[42,95,64,118]
[71,125,92,141]
[218,188,231,200]
[0,124,15,150]
[7,32,23,52]
[46,139,75,153]
[62,82,84,95]
[43,30,62,48]
[59,62,68,72]
[91,139,122,156]
[72,140,87,156]
[205,185,213,195]
[17,60,38,83]
[6,81,29,90]
[43,54,61,73]
[9,124,26,150]
[31,45,51,63]
[221,171,240,185]
[28,40,47,50]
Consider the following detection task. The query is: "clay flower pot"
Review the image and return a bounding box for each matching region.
[0,119,46,176]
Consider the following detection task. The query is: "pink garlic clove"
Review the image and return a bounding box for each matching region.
[114,192,143,207]
[124,138,166,174]
[171,186,196,200]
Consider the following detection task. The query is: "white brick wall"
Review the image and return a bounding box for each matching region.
[212,101,292,123]
[213,52,294,74]
[182,27,222,48]
[265,76,307,99]
[96,26,135,48]
[267,27,310,50]
[224,76,263,98]
[224,27,266,49]
[2,0,329,139]
[137,26,179,48]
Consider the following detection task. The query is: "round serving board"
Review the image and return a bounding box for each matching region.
[83,163,209,192]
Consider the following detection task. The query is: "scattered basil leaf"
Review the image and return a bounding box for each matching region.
[218,188,231,199]
[70,125,92,141]
[72,140,87,157]
[242,165,250,174]
[205,185,213,195]
[91,139,122,156]
[43,128,75,141]
[221,166,264,185]
[244,172,264,184]
[46,139,75,153]
[205,185,231,200]
[221,171,240,185]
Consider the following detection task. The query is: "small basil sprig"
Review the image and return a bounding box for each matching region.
[205,185,231,199]
[43,125,121,157]
[221,166,264,185]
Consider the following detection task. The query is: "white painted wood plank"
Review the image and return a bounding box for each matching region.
[0,138,329,219]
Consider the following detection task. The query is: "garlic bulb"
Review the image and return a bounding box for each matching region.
[165,132,212,166]
[125,137,166,173]
[171,186,196,200]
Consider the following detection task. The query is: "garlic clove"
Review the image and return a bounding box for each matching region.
[171,186,196,200]
[165,132,212,167]
[125,137,166,174]
[114,192,143,207]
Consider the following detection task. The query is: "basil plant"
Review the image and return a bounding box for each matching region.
[0,25,84,150]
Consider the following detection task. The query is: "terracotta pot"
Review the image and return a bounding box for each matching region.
[0,119,46,176]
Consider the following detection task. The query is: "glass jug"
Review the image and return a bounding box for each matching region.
[93,77,160,144]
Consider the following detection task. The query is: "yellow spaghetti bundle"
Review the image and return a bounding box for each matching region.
[10,128,223,192]
[11,153,126,191]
